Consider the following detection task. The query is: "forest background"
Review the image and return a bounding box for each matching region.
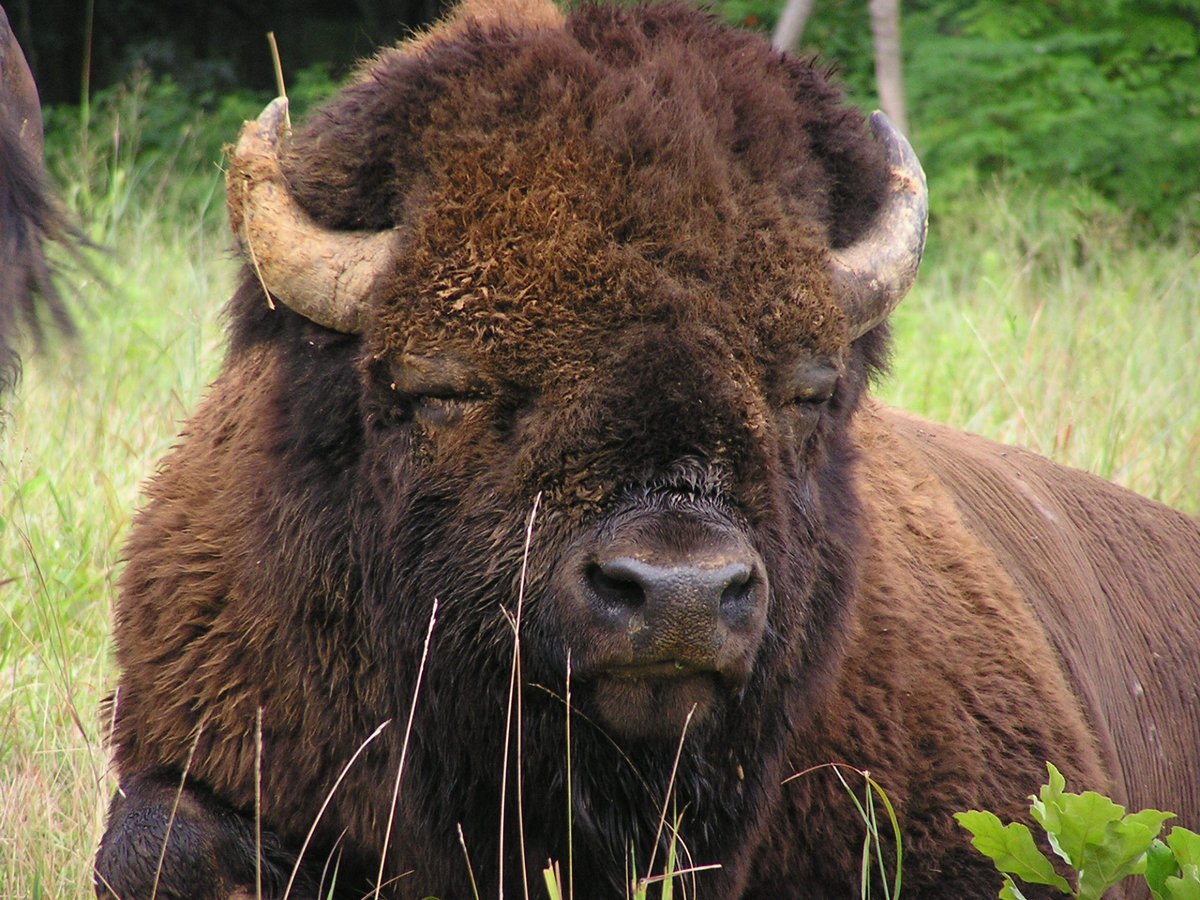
[10,0,1200,233]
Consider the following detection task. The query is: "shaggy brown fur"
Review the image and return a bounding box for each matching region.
[0,4,76,402]
[96,1,1200,898]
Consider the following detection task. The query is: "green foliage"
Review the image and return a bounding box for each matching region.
[954,810,1072,893]
[1148,829,1200,899]
[956,763,1200,899]
[41,64,341,229]
[715,0,1200,234]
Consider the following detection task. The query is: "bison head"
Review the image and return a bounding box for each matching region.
[99,2,932,892]
[221,2,925,753]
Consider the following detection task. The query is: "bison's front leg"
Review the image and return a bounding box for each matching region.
[94,770,317,899]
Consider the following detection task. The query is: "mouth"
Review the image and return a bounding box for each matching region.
[603,660,706,679]
[581,666,724,741]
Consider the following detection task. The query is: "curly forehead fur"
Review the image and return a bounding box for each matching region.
[264,1,889,383]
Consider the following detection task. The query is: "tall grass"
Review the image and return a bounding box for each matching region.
[1,85,1196,895]
[882,181,1200,513]
[2,79,232,897]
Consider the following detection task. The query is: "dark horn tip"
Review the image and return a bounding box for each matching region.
[237,98,290,155]
[867,110,927,190]
[831,109,930,341]
[258,97,290,133]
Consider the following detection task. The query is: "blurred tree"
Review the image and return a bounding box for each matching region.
[773,0,908,133]
[868,0,906,133]
[772,0,816,55]
[11,0,1199,233]
[741,0,1200,234]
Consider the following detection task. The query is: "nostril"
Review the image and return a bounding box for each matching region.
[719,565,754,609]
[587,561,647,609]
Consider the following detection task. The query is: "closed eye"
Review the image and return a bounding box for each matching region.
[791,383,835,405]
[391,383,488,404]
[387,352,488,426]
[408,392,485,427]
[780,359,840,408]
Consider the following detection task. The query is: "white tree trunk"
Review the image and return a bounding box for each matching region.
[868,0,908,135]
[772,0,817,53]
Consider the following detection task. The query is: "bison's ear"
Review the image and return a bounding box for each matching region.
[830,112,928,340]
[226,98,398,335]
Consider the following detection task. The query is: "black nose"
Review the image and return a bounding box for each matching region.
[580,522,769,655]
[553,510,770,681]
[587,556,758,621]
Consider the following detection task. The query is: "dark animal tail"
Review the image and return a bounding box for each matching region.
[2,1,84,407]
[0,103,80,401]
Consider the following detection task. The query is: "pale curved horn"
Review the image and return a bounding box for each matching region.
[226,98,396,334]
[830,111,928,341]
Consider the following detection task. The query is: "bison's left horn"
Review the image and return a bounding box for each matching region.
[227,98,395,334]
[830,111,928,341]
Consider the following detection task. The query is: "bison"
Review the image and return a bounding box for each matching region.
[94,0,1200,897]
[0,3,76,403]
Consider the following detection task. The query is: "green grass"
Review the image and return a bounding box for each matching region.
[2,90,231,896]
[1,95,1197,895]
[882,181,1200,512]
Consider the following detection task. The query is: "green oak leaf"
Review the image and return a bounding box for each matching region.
[1029,761,1172,898]
[1031,766,1126,869]
[955,810,1072,893]
[1000,874,1031,900]
[1163,830,1200,900]
[1164,868,1200,900]
[1169,829,1200,869]
[1148,838,1180,898]
[1165,829,1200,899]
[1075,808,1173,899]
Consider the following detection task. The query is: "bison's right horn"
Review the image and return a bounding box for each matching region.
[227,98,395,335]
[830,111,928,341]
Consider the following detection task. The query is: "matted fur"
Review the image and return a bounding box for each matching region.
[97,2,1200,898]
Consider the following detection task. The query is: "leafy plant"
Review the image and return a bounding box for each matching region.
[956,763,1200,899]
[715,0,1200,235]
[41,63,340,233]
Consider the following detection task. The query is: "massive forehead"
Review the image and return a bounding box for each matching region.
[366,5,852,384]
